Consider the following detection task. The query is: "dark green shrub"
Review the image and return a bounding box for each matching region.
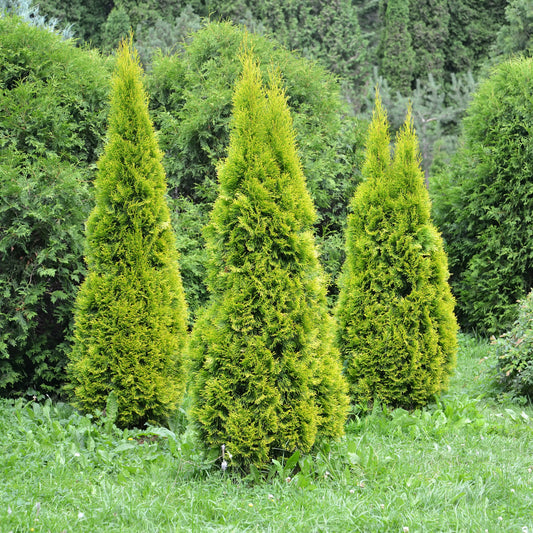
[432,56,533,335]
[148,21,365,316]
[336,94,457,409]
[67,39,188,428]
[492,290,533,399]
[0,15,110,395]
[189,54,348,470]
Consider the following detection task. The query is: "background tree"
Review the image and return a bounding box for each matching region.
[378,0,415,94]
[491,0,533,60]
[100,4,131,52]
[68,39,188,428]
[148,21,365,317]
[0,15,110,395]
[189,53,348,470]
[432,56,533,335]
[337,94,457,409]
[31,0,111,45]
[445,0,507,75]
[408,0,449,85]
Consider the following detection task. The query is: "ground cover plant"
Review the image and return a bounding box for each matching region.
[492,289,533,399]
[1,334,532,532]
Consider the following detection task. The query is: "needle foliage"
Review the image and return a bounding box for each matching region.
[337,94,457,409]
[67,39,188,428]
[189,53,348,470]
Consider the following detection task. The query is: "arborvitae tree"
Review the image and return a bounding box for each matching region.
[189,53,348,470]
[379,0,415,94]
[336,94,457,409]
[68,38,188,428]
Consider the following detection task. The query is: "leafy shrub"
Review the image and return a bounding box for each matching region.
[189,54,348,470]
[67,40,188,428]
[0,156,90,393]
[492,290,533,399]
[432,56,533,335]
[148,21,365,316]
[336,94,457,409]
[0,15,110,395]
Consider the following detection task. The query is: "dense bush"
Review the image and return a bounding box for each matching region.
[492,290,533,399]
[0,16,110,395]
[148,21,365,316]
[67,40,188,428]
[432,56,533,335]
[336,95,457,409]
[189,54,348,470]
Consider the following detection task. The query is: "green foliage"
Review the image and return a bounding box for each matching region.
[68,39,188,428]
[367,68,477,178]
[100,5,131,52]
[492,0,533,60]
[133,5,202,65]
[492,290,533,399]
[195,0,370,106]
[149,21,365,316]
[445,0,507,74]
[336,94,458,409]
[378,0,415,93]
[34,0,112,45]
[189,53,348,470]
[432,56,533,335]
[2,335,533,531]
[0,16,110,395]
[0,0,73,38]
[408,0,449,84]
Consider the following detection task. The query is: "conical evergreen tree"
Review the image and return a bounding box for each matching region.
[189,53,348,470]
[68,38,188,428]
[379,0,415,93]
[336,93,457,409]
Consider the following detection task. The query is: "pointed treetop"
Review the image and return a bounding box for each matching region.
[392,103,427,196]
[362,88,391,182]
[106,34,151,137]
[220,50,265,195]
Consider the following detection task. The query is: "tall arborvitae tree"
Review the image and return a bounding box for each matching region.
[189,53,348,470]
[336,93,457,409]
[68,38,188,428]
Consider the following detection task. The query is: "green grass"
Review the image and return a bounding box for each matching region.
[2,334,533,532]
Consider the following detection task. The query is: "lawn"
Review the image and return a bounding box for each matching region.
[1,334,532,532]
